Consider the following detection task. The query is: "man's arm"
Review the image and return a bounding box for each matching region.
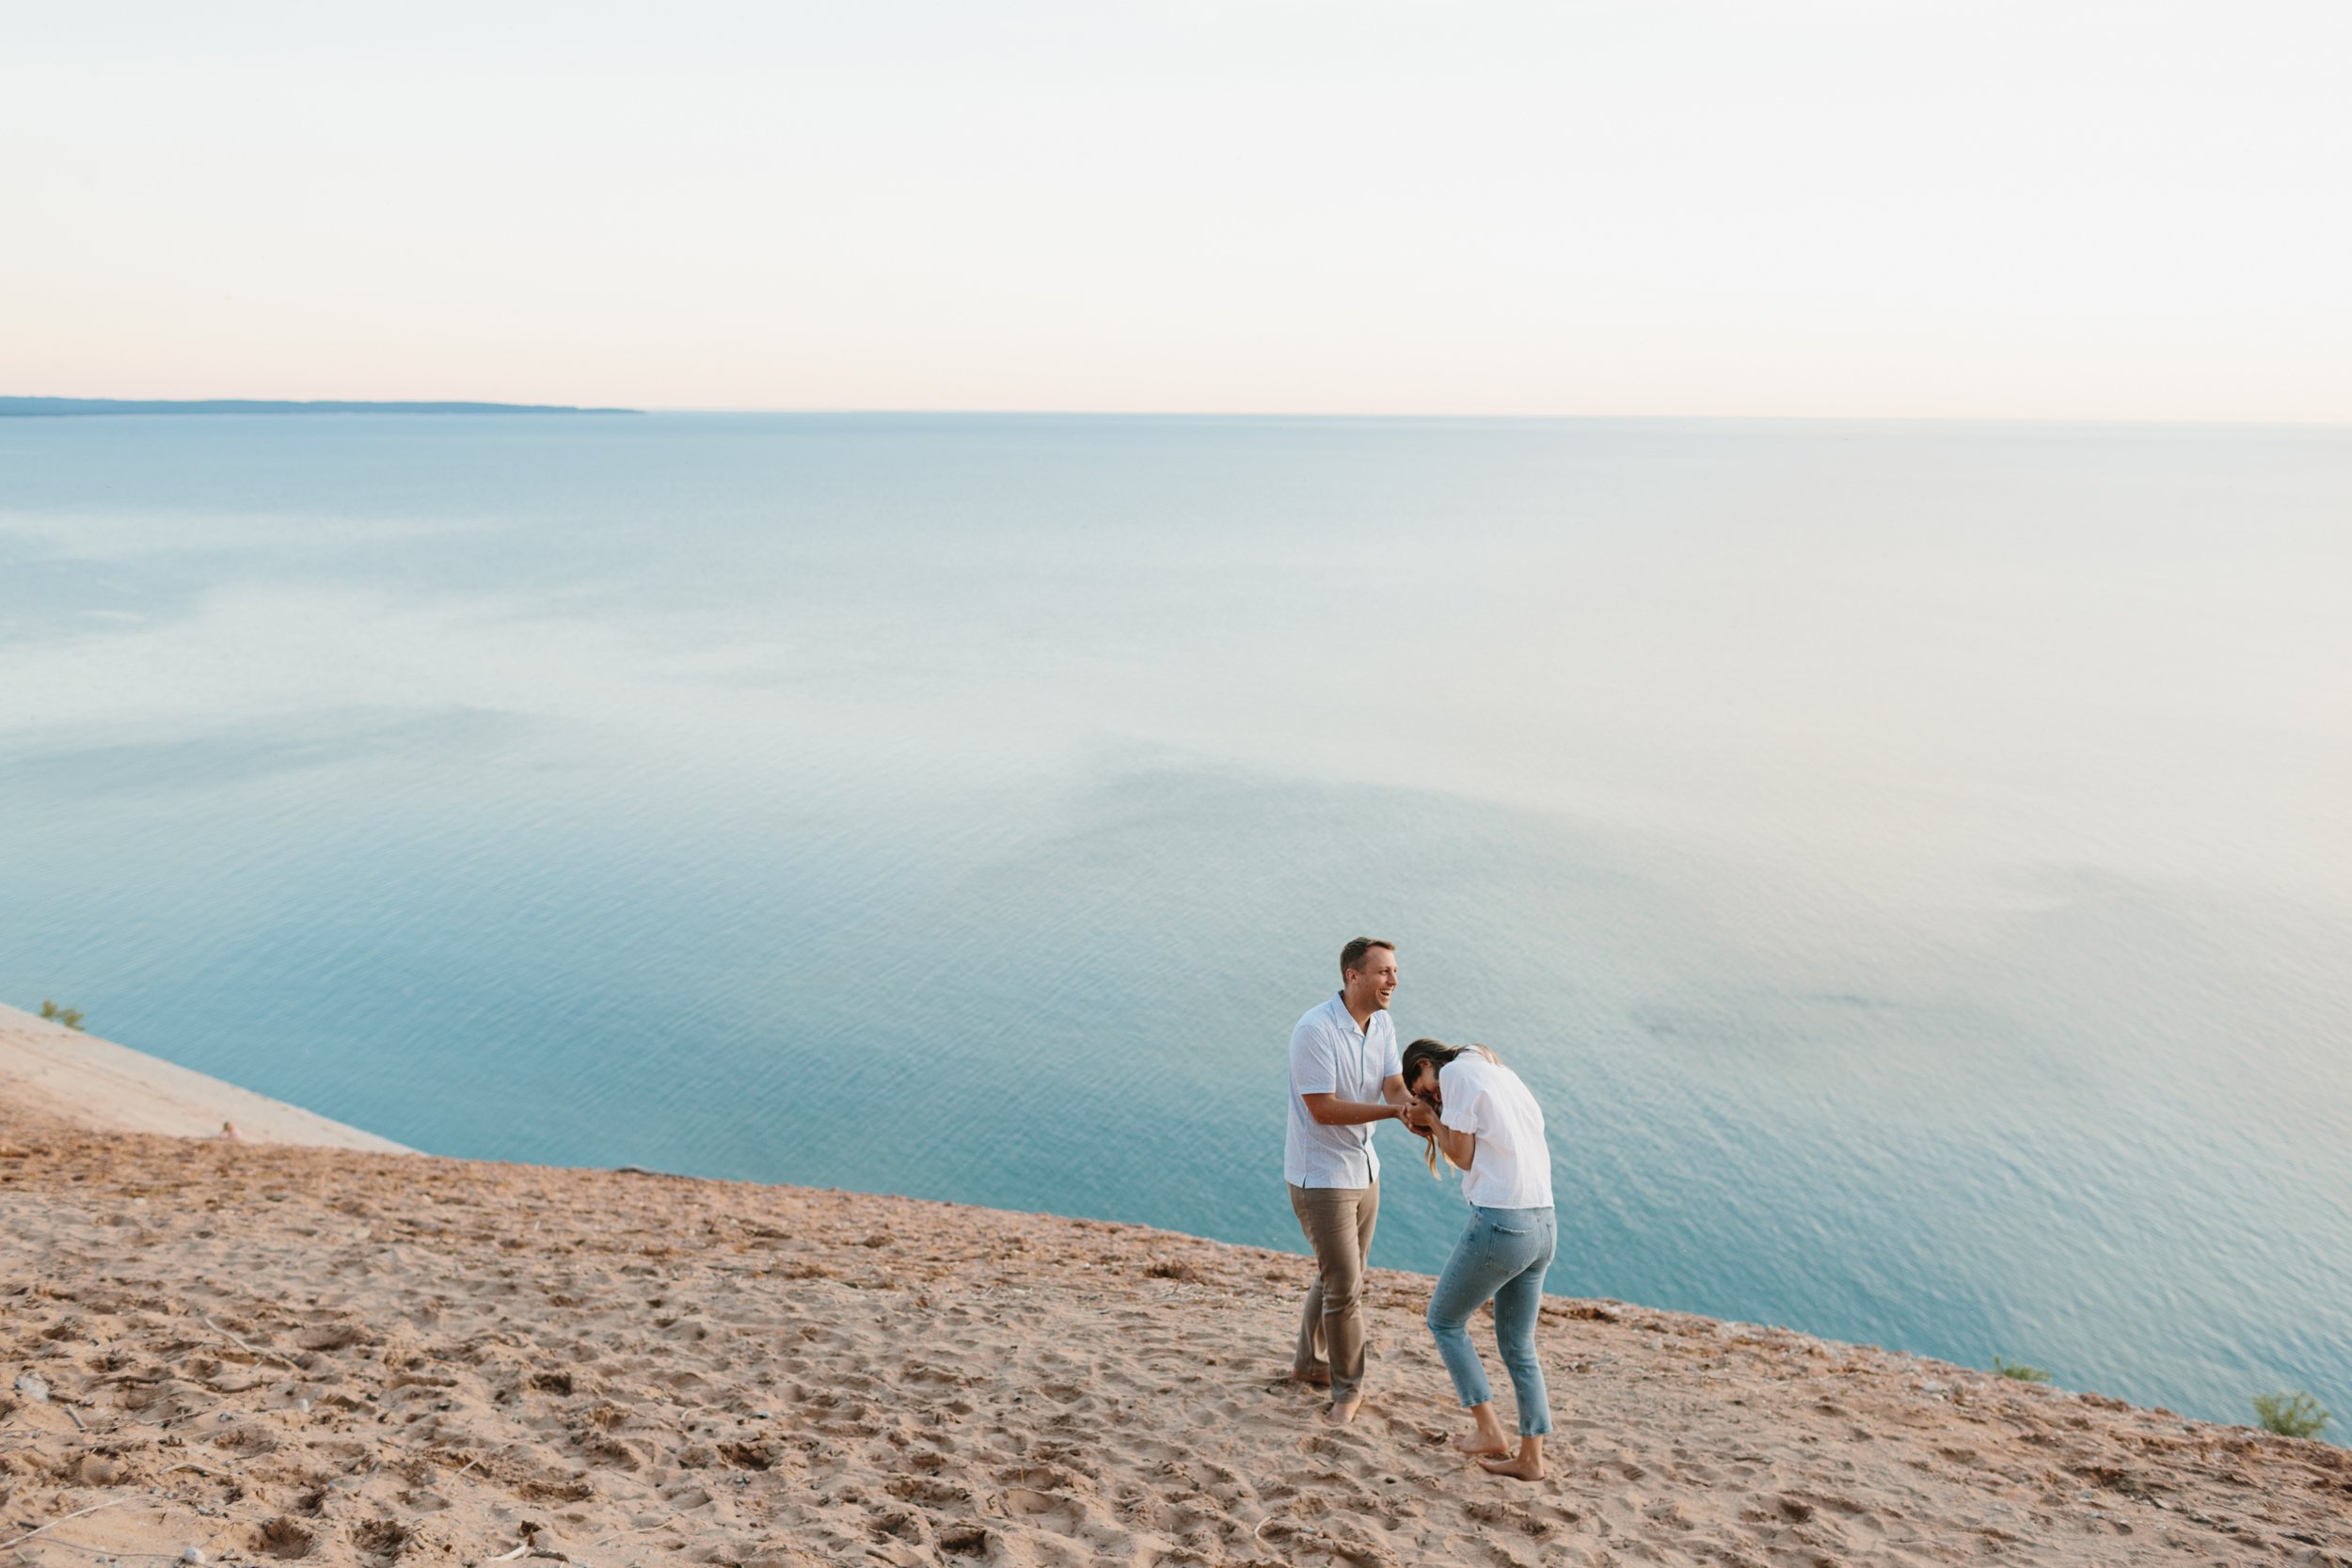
[1299,1092,1404,1127]
[1296,1066,1408,1127]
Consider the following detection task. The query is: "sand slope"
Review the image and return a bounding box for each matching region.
[0,1005,411,1152]
[3,1095,2347,1567]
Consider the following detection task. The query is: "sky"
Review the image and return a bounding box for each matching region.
[6,1,2350,420]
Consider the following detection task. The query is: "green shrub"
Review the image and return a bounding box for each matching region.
[38,1000,85,1032]
[2252,1391,2329,1439]
[1994,1357,2052,1384]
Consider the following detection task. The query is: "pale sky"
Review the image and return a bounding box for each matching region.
[7,1,2350,419]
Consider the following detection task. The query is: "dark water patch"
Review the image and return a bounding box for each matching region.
[0,709,528,800]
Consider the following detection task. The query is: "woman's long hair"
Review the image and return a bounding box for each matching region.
[1400,1037,1501,1177]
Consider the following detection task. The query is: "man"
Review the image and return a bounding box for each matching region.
[1284,937,1412,1426]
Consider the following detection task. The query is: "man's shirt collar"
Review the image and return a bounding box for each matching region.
[1327,990,1382,1038]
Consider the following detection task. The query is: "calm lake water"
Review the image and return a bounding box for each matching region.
[3,413,2347,1432]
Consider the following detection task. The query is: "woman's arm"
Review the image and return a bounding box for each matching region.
[1404,1100,1476,1172]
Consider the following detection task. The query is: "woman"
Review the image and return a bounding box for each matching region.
[1400,1037,1555,1481]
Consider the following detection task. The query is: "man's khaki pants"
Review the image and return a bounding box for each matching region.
[1289,1180,1380,1403]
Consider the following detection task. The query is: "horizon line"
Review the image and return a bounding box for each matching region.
[12,396,2352,431]
[663,407,2352,429]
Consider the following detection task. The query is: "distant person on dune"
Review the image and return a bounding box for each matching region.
[1284,938,1414,1427]
[1400,1037,1557,1480]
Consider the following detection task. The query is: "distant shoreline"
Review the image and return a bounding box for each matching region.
[0,396,640,417]
[8,401,2347,427]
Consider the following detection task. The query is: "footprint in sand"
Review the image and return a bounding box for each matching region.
[888,1474,972,1508]
[995,1485,1087,1538]
[996,1463,1078,1489]
[1465,1498,1555,1538]
[868,1506,936,1551]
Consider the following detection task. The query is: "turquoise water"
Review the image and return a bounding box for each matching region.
[4,413,2347,1431]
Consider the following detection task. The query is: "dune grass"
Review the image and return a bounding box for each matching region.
[2252,1391,2329,1439]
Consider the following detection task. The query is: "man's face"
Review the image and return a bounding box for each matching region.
[1346,948,1399,1011]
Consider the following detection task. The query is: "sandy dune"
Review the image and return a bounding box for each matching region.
[3,1084,2348,1565]
[0,1005,409,1152]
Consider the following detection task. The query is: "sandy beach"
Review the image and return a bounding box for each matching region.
[4,1019,2347,1567]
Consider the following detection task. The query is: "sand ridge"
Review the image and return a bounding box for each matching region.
[0,1006,409,1153]
[3,1097,2348,1567]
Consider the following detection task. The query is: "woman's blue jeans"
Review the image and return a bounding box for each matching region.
[1426,1205,1556,1436]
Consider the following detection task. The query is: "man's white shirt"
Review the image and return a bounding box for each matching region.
[1284,992,1401,1189]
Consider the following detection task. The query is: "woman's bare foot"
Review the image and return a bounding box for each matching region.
[1477,1436,1545,1481]
[1315,1398,1362,1427]
[1453,1402,1511,1455]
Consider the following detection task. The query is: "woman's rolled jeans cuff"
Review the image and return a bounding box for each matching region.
[1425,1204,1555,1437]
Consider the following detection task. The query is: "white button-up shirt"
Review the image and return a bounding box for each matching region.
[1284,992,1402,1189]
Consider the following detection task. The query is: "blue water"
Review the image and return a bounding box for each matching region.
[4,413,2348,1433]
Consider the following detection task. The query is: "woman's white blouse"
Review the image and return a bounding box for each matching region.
[1438,1053,1554,1210]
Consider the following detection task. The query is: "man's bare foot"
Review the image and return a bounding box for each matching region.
[1294,1368,1331,1387]
[1315,1398,1362,1427]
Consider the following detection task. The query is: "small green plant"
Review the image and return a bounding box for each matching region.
[38,1000,85,1031]
[1994,1356,2053,1384]
[2252,1391,2330,1439]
